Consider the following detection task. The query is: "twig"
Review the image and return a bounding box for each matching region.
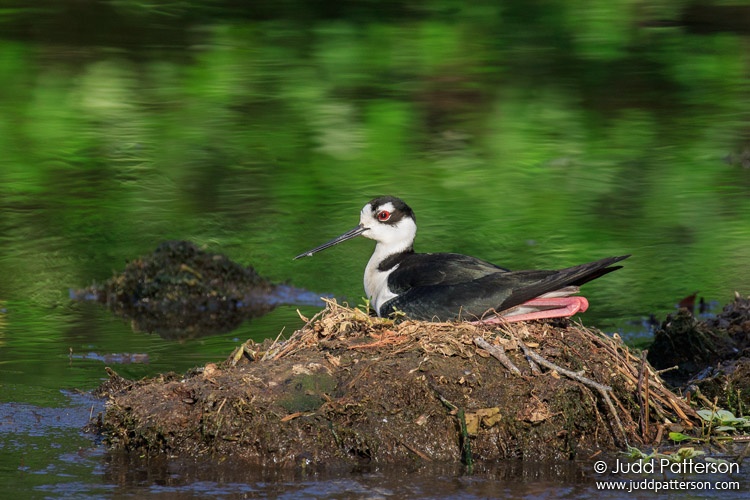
[524,353,542,375]
[637,350,650,440]
[496,324,542,374]
[474,337,521,375]
[517,340,628,447]
[216,397,227,415]
[399,439,433,461]
[643,357,650,439]
[693,391,720,410]
[433,389,458,412]
[280,411,305,422]
[654,424,664,445]
[611,359,674,422]
[587,327,698,424]
[346,363,376,391]
[518,341,612,393]
[261,326,290,361]
[655,365,679,375]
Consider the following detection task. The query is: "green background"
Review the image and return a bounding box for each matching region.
[0,1,749,494]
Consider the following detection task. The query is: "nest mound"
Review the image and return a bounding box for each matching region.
[95,301,698,466]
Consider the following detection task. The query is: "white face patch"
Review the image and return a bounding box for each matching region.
[359,201,395,231]
[359,201,415,250]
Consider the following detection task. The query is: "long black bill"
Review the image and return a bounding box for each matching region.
[294,224,368,260]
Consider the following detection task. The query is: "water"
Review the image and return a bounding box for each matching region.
[1,1,750,497]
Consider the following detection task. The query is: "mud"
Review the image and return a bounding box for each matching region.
[92,301,701,466]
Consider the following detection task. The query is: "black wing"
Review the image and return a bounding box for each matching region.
[382,255,629,321]
[384,252,509,293]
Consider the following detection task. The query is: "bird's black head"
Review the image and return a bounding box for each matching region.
[294,196,417,259]
[366,196,415,226]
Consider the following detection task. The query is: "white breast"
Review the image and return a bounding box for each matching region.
[359,210,416,316]
[364,249,399,316]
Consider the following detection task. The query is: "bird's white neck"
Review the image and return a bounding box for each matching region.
[362,218,416,314]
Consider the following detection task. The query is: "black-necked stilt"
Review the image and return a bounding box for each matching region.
[295,196,629,323]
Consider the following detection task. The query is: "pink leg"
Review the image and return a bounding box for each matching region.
[471,297,589,325]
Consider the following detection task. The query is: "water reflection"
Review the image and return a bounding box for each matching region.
[98,454,591,499]
[95,452,750,499]
[0,391,106,498]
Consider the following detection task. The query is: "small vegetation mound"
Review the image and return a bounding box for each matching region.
[649,292,750,413]
[71,241,319,338]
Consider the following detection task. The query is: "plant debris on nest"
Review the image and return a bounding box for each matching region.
[93,300,702,467]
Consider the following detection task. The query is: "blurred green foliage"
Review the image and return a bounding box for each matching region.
[0,0,749,337]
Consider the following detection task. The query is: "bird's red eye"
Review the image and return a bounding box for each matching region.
[377,210,391,221]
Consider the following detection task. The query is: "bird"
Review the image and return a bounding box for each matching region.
[295,196,629,324]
